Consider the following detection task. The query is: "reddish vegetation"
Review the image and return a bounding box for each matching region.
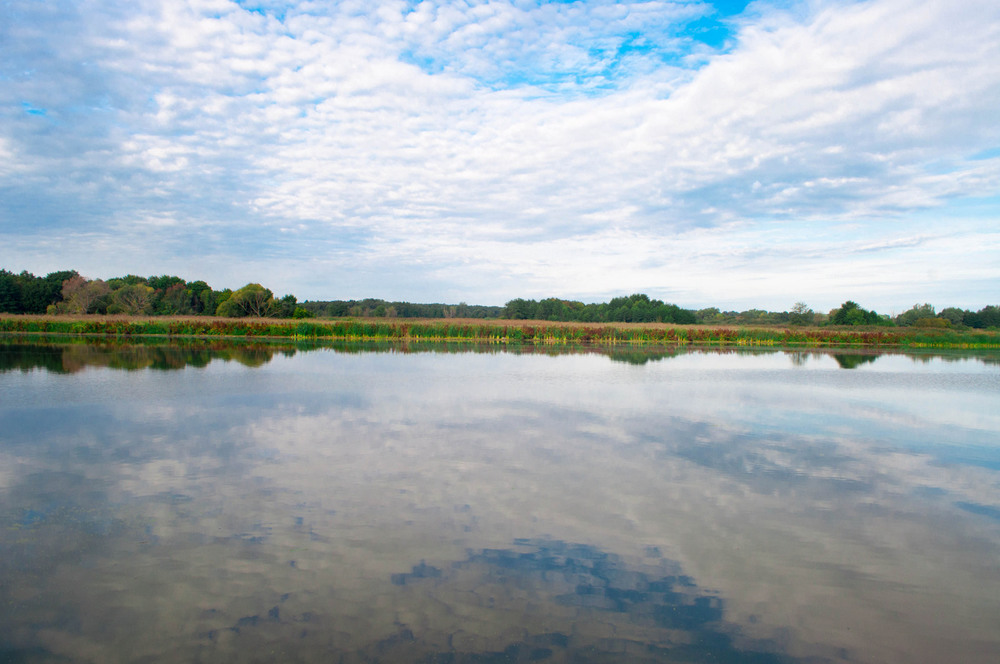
[2,314,997,348]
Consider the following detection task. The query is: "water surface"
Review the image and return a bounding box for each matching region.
[1,342,998,663]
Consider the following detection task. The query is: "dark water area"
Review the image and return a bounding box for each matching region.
[1,341,998,663]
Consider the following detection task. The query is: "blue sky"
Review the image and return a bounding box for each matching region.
[1,0,998,312]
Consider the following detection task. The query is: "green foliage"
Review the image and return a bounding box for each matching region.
[277,294,298,318]
[914,317,950,328]
[301,298,504,319]
[829,301,890,326]
[0,316,997,348]
[0,270,21,313]
[0,269,80,313]
[203,288,231,316]
[2,267,997,343]
[109,283,155,315]
[0,269,267,319]
[502,293,696,324]
[788,302,814,326]
[147,274,186,292]
[695,307,723,324]
[965,305,1000,329]
[106,274,149,290]
[216,283,277,318]
[895,303,936,326]
[938,307,966,327]
[156,283,196,315]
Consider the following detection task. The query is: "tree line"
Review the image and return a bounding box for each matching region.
[698,300,999,329]
[0,269,307,318]
[300,299,504,319]
[503,293,697,324]
[1,268,998,329]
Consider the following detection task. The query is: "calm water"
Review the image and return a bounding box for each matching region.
[1,341,999,664]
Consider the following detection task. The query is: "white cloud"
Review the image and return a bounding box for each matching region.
[0,0,998,306]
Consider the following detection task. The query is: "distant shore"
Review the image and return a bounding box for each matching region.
[2,314,998,349]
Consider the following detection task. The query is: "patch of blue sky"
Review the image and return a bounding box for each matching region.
[682,0,751,49]
[922,159,961,176]
[598,30,688,68]
[912,192,1000,219]
[969,146,1000,161]
[396,1,759,94]
[492,70,622,95]
[232,0,292,22]
[956,501,1000,521]
[398,50,446,77]
[22,102,46,116]
[403,42,688,95]
[395,49,614,96]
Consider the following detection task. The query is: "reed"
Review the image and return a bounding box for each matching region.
[1,315,998,348]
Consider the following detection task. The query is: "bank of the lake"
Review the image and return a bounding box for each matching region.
[1,314,998,348]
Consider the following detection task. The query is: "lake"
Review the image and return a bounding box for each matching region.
[1,340,999,663]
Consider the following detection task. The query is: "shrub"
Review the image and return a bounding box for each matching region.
[914,317,950,328]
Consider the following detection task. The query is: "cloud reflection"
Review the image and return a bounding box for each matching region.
[0,344,998,662]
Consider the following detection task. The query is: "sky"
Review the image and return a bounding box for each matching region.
[1,0,998,313]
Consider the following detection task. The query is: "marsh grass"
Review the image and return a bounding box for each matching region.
[2,314,998,348]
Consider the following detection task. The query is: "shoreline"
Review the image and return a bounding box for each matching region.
[2,314,998,349]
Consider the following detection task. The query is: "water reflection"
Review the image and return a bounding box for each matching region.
[0,342,999,663]
[831,353,879,369]
[381,538,789,663]
[2,337,999,374]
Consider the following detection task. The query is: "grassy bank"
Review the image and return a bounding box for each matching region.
[1,314,998,348]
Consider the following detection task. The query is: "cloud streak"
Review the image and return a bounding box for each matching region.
[1,0,998,309]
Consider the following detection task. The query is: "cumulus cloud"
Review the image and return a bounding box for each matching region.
[0,0,998,307]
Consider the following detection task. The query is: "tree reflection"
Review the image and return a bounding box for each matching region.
[2,339,996,373]
[832,353,879,369]
[0,340,288,373]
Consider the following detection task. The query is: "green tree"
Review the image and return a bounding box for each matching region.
[965,305,1000,329]
[537,298,567,321]
[156,283,195,315]
[504,298,537,319]
[199,288,230,316]
[0,269,22,313]
[829,301,886,326]
[185,280,213,314]
[216,283,277,317]
[695,307,723,324]
[275,294,297,318]
[895,303,936,327]
[661,303,697,324]
[788,302,814,326]
[110,283,155,315]
[16,270,77,313]
[938,307,967,327]
[147,274,186,291]
[107,274,149,290]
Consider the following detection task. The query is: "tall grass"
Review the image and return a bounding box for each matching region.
[1,315,998,348]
